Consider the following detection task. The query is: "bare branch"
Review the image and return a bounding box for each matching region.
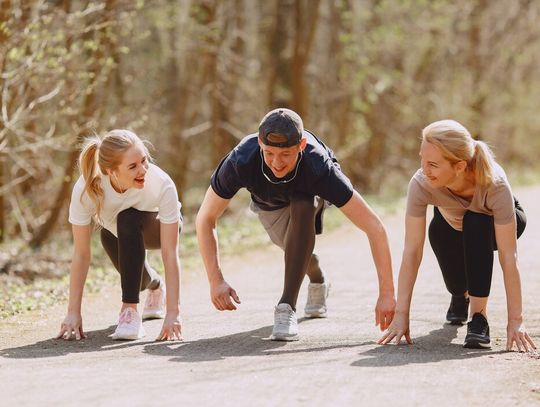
[0,173,32,196]
[27,86,62,111]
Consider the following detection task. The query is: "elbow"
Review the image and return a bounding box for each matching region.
[195,210,216,235]
[366,217,388,240]
[498,251,518,271]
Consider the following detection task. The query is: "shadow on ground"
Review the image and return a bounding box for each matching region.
[352,324,504,367]
[142,323,368,362]
[1,322,364,362]
[0,321,506,365]
[0,325,150,358]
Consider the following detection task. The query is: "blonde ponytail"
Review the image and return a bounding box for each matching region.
[78,136,105,222]
[472,140,495,187]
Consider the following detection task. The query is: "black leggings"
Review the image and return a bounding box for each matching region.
[428,200,526,298]
[100,208,181,304]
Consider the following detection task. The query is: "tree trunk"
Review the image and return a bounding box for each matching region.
[468,0,488,139]
[266,0,290,108]
[29,0,114,248]
[0,0,11,242]
[291,0,320,119]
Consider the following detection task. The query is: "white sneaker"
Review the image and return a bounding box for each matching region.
[304,281,330,318]
[142,284,166,320]
[270,303,299,341]
[111,308,145,340]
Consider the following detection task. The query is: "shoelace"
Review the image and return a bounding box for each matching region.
[119,309,134,325]
[468,316,486,333]
[275,308,295,325]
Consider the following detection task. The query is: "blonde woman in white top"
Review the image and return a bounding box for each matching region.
[379,120,535,352]
[56,129,182,341]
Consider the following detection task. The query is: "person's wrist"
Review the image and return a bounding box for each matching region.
[165,309,180,318]
[378,285,395,296]
[209,271,225,286]
[395,309,410,316]
[507,315,523,324]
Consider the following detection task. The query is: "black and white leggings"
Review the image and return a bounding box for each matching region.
[428,199,526,298]
[100,208,182,304]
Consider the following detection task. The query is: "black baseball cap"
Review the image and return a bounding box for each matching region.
[258,108,304,147]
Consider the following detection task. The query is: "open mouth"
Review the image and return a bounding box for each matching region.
[134,176,145,185]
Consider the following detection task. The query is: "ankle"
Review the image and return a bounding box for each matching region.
[121,303,138,312]
[308,271,325,284]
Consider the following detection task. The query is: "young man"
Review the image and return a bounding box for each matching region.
[196,108,395,341]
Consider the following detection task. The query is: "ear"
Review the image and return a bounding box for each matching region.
[454,160,467,174]
[257,137,263,148]
[299,138,307,151]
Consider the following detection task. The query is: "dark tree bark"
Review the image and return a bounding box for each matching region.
[29,0,115,248]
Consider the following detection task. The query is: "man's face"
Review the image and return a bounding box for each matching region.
[258,138,307,178]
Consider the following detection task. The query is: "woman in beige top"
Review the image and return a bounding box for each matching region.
[378,120,535,351]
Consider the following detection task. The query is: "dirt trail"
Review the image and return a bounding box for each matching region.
[1,186,540,407]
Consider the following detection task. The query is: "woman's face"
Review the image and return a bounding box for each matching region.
[109,143,149,192]
[419,141,462,188]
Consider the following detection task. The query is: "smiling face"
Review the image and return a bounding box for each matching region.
[258,138,307,178]
[108,143,149,192]
[419,141,465,188]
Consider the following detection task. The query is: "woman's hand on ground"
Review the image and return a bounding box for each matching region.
[377,311,412,345]
[210,280,241,311]
[55,312,86,340]
[506,319,537,352]
[156,313,182,341]
[375,292,396,331]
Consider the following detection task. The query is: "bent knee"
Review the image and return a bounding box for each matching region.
[117,208,143,230]
[463,211,493,230]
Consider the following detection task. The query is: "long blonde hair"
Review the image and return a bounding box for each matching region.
[422,120,496,186]
[78,129,150,221]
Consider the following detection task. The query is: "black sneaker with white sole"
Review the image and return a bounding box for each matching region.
[464,312,491,349]
[446,295,469,325]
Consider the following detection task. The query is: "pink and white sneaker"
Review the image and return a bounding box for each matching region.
[111,307,145,340]
[142,284,166,320]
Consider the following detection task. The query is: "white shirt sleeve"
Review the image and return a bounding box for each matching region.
[157,177,181,224]
[68,176,95,226]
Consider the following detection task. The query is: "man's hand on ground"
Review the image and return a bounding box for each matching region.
[210,280,241,311]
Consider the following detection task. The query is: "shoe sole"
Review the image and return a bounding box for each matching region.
[446,318,466,325]
[464,335,491,349]
[110,332,145,341]
[463,341,491,349]
[142,312,165,320]
[304,311,328,318]
[269,334,299,341]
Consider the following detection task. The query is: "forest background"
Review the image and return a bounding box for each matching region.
[1,0,540,313]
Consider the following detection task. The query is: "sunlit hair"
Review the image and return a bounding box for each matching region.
[78,129,151,222]
[422,120,495,186]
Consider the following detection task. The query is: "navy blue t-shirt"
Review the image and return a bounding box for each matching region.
[210,130,354,211]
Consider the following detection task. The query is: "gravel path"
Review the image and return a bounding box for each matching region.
[1,186,540,407]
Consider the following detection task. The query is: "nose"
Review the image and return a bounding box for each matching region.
[421,161,429,176]
[271,156,283,168]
